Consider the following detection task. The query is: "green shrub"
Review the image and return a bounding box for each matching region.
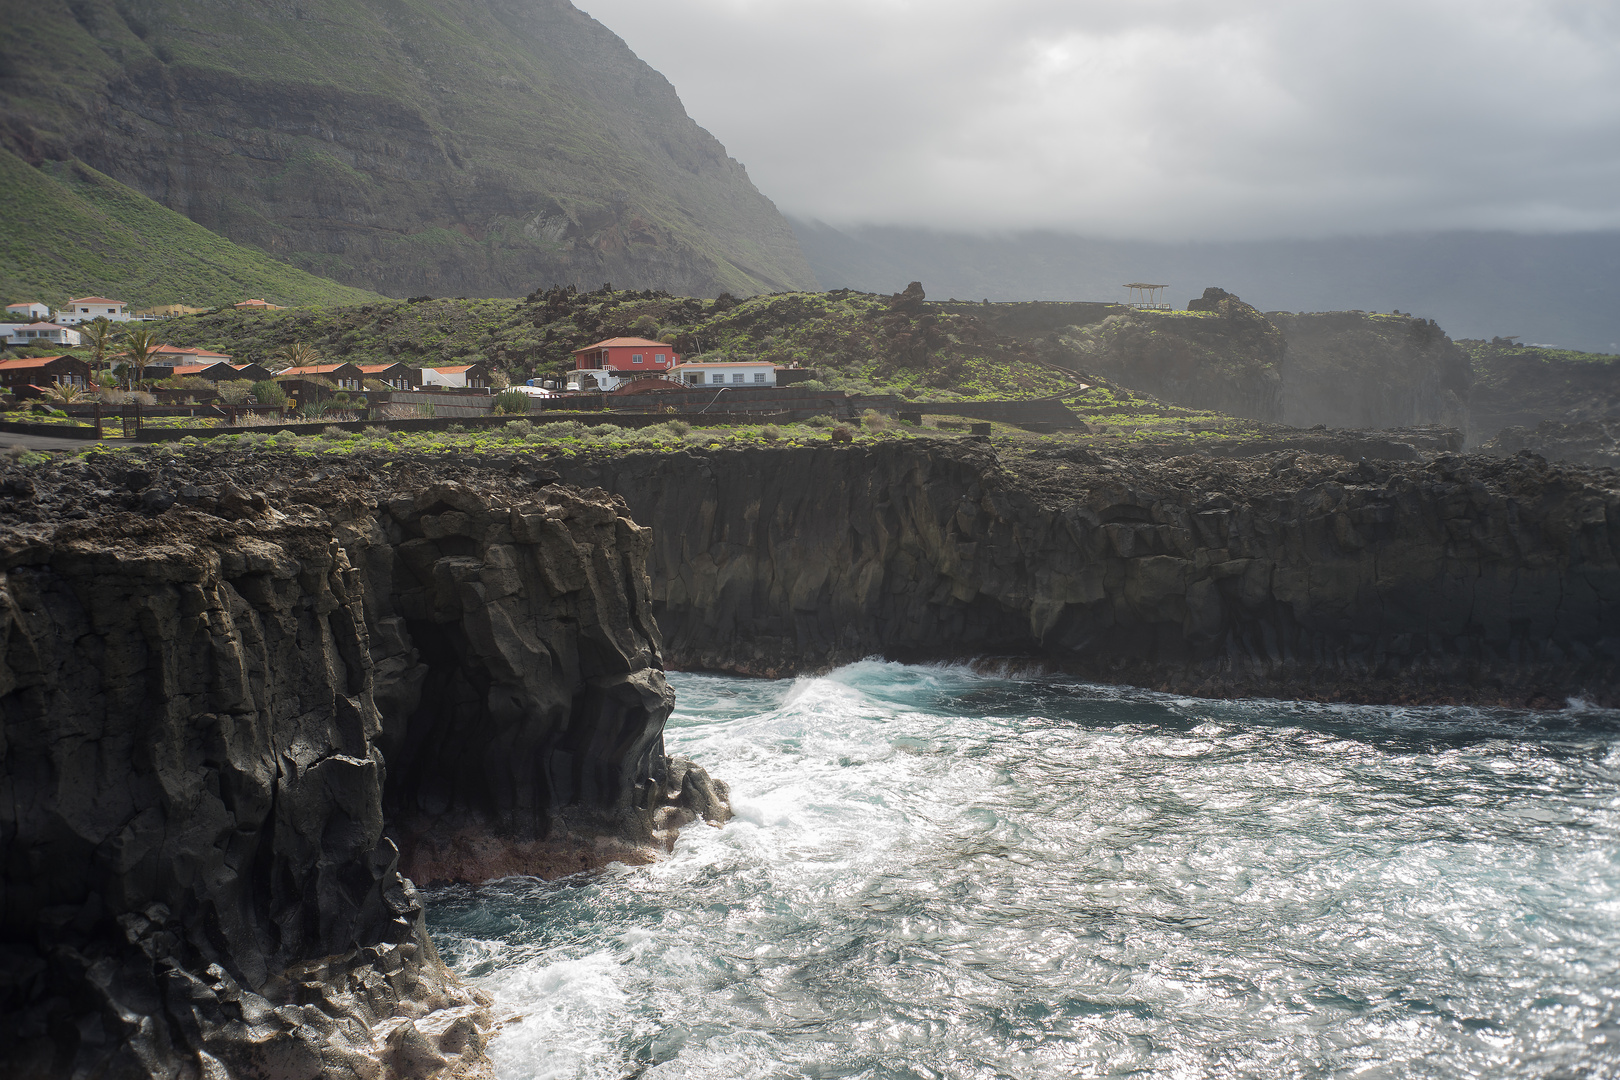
[586,423,622,437]
[493,390,531,415]
[215,380,255,405]
[862,409,890,432]
[805,414,834,428]
[505,419,533,435]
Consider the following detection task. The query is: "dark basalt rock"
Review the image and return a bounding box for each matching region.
[556,441,1620,706]
[0,469,727,1079]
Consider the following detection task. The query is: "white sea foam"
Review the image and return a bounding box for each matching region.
[430,664,1620,1079]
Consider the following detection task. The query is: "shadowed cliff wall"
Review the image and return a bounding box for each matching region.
[558,441,1620,706]
[0,464,726,1079]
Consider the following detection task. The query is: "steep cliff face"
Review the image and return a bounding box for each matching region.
[1,0,815,298]
[558,441,1620,706]
[1053,290,1286,422]
[0,457,727,1078]
[1043,292,1472,432]
[1271,311,1472,431]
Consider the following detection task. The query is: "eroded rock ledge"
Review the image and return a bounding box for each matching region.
[0,465,728,1079]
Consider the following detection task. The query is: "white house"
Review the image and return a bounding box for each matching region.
[1,323,81,347]
[669,360,777,387]
[5,302,50,320]
[55,296,130,325]
[420,363,490,389]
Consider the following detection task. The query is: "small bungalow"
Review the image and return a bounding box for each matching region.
[278,363,366,391]
[669,360,777,387]
[234,299,285,310]
[420,363,490,389]
[0,355,93,397]
[5,302,51,320]
[55,297,130,325]
[1,323,81,347]
[357,362,422,390]
[148,344,234,368]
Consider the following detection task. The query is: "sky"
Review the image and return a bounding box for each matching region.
[581,0,1620,241]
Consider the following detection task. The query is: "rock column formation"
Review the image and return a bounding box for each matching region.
[0,468,727,1079]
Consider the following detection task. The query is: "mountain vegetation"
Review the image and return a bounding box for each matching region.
[1,0,815,299]
[0,148,384,310]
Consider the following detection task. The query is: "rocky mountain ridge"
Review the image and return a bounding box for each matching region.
[2,0,815,298]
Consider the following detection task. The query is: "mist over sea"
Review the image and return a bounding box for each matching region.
[428,664,1620,1079]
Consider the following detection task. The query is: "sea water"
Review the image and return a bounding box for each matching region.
[425,663,1620,1079]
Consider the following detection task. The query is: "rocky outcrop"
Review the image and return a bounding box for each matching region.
[1271,311,1472,431]
[1054,291,1286,422]
[1481,420,1620,470]
[559,440,1620,706]
[0,457,727,1078]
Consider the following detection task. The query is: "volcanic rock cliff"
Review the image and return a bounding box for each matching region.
[0,458,727,1079]
[558,439,1620,706]
[2,0,815,298]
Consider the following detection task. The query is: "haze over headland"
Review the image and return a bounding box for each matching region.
[586,0,1620,240]
[587,0,1620,348]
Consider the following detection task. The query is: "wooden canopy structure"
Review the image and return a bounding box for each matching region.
[1123,283,1170,310]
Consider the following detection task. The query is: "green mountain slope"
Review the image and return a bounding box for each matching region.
[0,0,815,299]
[0,149,385,310]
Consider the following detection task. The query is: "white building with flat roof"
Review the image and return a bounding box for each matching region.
[5,302,50,320]
[55,297,130,325]
[670,360,777,387]
[1,323,81,347]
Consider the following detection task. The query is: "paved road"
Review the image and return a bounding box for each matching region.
[0,432,126,452]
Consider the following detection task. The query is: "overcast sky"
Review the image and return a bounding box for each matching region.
[581,0,1620,241]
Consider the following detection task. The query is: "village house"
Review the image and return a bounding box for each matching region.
[147,344,234,368]
[567,337,678,391]
[421,363,490,389]
[0,355,93,397]
[54,297,130,325]
[137,304,208,319]
[278,363,366,391]
[669,360,777,387]
[358,363,422,390]
[234,299,285,311]
[5,302,51,320]
[1,323,82,347]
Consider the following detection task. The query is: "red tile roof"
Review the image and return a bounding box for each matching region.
[67,297,125,305]
[575,337,670,352]
[0,355,72,370]
[427,365,474,374]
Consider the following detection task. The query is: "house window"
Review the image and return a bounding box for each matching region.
[655,354,665,364]
[633,354,643,364]
[731,373,744,383]
[711,373,724,384]
[754,373,767,383]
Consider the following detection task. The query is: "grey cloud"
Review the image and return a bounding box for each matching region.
[579,0,1620,239]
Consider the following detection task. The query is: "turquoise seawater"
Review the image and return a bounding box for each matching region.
[425,663,1620,1079]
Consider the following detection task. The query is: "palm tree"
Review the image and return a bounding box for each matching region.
[81,318,115,383]
[118,325,162,388]
[44,382,88,404]
[271,342,321,372]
